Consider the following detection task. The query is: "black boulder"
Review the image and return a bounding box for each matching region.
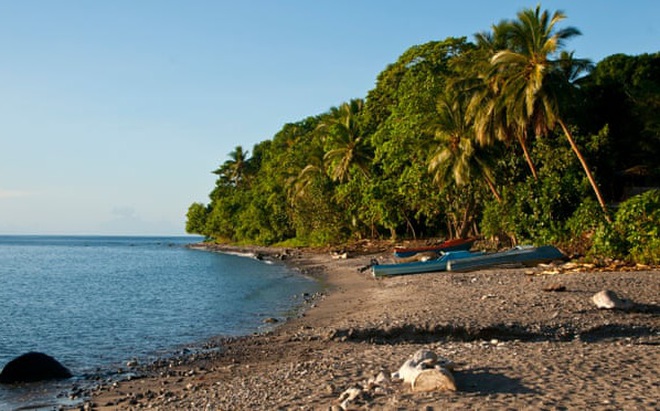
[0,352,72,384]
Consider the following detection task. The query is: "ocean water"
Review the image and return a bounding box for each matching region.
[0,236,320,410]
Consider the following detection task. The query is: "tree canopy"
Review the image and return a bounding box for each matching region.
[187,5,659,262]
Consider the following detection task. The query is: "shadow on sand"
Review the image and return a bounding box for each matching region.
[333,321,658,344]
[456,367,539,395]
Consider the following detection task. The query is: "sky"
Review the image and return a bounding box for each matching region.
[1,1,658,235]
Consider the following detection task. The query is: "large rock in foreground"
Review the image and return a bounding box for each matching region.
[0,352,72,384]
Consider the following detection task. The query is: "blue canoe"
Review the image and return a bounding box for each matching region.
[372,250,483,277]
[446,245,565,272]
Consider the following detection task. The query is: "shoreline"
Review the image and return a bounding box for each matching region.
[60,243,338,409]
[78,244,658,410]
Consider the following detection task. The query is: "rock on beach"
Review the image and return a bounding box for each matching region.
[592,289,634,310]
[81,245,660,410]
[0,352,72,384]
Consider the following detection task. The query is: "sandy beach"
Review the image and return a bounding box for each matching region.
[80,243,659,410]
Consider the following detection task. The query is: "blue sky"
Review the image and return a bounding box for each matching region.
[1,1,657,235]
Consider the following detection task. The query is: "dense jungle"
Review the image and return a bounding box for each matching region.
[186,6,659,264]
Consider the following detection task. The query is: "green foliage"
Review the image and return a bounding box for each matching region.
[320,99,371,183]
[185,7,658,255]
[592,190,660,264]
[367,38,472,239]
[289,178,348,246]
[481,176,568,245]
[185,203,208,235]
[565,198,603,237]
[579,53,660,199]
[591,223,630,260]
[480,133,601,246]
[204,185,242,241]
[563,198,605,253]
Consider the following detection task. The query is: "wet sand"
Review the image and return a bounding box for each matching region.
[79,244,659,410]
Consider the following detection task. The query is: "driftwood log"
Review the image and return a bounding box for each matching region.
[391,349,456,392]
[394,251,439,263]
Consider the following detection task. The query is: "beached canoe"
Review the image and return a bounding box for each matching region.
[393,238,475,258]
[446,245,565,272]
[373,250,483,277]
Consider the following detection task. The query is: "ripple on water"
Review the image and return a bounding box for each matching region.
[0,236,320,409]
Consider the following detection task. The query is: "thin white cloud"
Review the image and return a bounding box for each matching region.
[111,206,138,219]
[0,189,32,199]
[97,206,183,235]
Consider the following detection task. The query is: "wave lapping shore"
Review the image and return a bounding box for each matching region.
[81,245,659,410]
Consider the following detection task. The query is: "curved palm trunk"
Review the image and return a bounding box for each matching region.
[484,176,502,203]
[558,119,612,223]
[517,132,538,180]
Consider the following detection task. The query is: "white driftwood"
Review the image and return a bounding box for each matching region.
[394,251,439,263]
[411,349,437,364]
[392,349,457,392]
[338,387,362,410]
[412,367,456,392]
[392,358,421,384]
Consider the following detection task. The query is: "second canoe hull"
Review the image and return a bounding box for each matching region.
[373,250,482,277]
[447,245,565,272]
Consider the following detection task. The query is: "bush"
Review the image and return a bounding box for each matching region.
[480,172,584,246]
[562,198,607,254]
[479,133,592,247]
[185,203,208,235]
[591,222,630,260]
[591,189,660,264]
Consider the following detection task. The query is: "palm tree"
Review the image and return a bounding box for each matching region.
[429,91,502,202]
[489,5,610,220]
[213,145,249,187]
[464,22,539,179]
[428,90,504,238]
[287,161,325,205]
[318,99,372,183]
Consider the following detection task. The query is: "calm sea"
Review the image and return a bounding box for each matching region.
[0,235,320,410]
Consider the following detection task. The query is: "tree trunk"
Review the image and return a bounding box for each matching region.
[472,220,480,237]
[446,218,455,239]
[518,131,539,180]
[484,176,502,203]
[558,119,612,223]
[458,199,474,239]
[389,227,397,241]
[405,216,417,240]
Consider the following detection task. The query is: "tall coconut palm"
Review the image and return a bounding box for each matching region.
[318,99,372,183]
[429,91,502,202]
[462,25,540,179]
[489,5,610,220]
[428,91,501,238]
